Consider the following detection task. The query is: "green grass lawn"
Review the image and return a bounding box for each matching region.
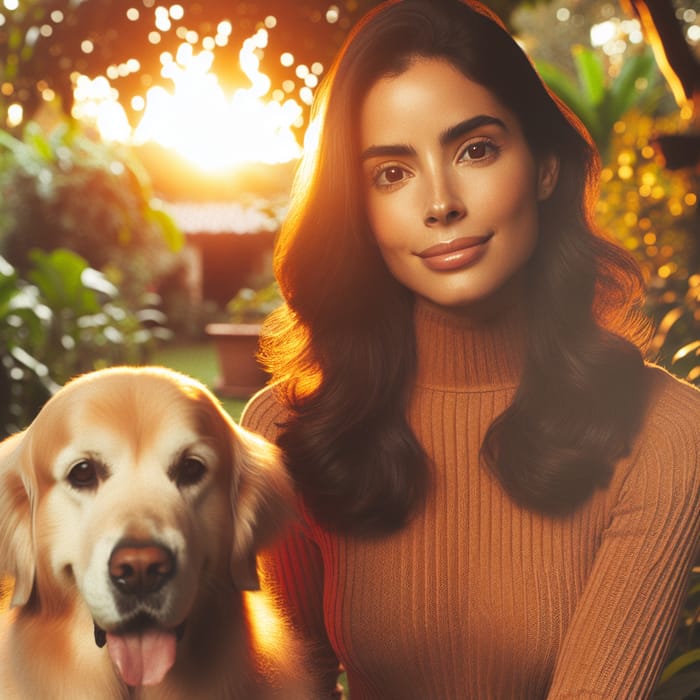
[152,340,248,421]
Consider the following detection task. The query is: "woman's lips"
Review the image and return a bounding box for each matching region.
[416,234,493,272]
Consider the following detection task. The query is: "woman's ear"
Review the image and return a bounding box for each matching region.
[537,154,560,201]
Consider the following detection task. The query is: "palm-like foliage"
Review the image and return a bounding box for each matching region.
[536,45,665,161]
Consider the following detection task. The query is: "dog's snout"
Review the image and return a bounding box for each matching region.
[109,542,176,596]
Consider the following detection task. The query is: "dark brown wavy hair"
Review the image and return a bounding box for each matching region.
[260,0,651,535]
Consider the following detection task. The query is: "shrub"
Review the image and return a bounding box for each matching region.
[594,109,699,387]
[0,249,169,438]
[0,120,183,306]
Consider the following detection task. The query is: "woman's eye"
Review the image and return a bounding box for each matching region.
[374,165,409,188]
[459,139,498,162]
[67,460,99,490]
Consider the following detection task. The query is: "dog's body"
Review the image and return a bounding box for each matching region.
[0,367,315,699]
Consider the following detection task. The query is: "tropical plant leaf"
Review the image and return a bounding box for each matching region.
[535,59,599,139]
[649,307,685,355]
[660,648,700,684]
[609,50,659,122]
[572,45,605,108]
[673,340,700,363]
[653,670,700,699]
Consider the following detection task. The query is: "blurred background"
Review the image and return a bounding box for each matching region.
[0,1,698,692]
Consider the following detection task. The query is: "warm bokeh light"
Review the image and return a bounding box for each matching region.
[589,17,644,55]
[72,27,304,171]
[6,102,22,128]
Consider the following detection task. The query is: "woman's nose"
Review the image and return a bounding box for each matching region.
[423,174,466,227]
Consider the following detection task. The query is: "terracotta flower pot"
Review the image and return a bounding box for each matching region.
[205,323,269,399]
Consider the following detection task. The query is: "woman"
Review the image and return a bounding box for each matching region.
[242,0,700,697]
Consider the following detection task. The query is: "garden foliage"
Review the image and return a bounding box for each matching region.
[0,121,180,437]
[0,249,169,437]
[539,43,700,698]
[0,120,182,304]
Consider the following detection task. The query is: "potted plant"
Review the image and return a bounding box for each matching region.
[206,280,282,398]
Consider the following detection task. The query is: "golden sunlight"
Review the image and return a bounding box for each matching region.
[72,28,304,171]
[245,589,288,655]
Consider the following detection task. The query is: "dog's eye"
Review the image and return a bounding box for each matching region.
[67,460,99,490]
[172,456,207,488]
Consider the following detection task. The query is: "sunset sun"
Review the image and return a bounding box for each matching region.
[72,22,312,172]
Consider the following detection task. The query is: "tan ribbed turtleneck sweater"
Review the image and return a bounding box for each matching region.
[241,300,700,699]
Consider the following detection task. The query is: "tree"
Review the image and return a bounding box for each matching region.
[0,0,383,131]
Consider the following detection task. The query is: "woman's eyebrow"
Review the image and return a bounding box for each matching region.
[361,114,507,162]
[360,143,417,161]
[440,114,507,145]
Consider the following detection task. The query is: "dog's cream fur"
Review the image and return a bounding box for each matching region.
[0,367,315,699]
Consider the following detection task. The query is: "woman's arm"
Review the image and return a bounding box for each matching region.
[547,372,700,698]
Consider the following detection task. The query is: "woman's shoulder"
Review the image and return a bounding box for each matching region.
[644,363,700,428]
[626,363,700,493]
[600,364,700,534]
[239,383,289,442]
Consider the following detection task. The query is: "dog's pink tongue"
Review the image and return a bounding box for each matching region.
[106,629,177,687]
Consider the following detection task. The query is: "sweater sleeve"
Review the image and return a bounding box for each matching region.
[547,371,700,699]
[241,388,344,699]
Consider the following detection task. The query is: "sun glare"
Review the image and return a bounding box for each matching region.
[71,27,304,172]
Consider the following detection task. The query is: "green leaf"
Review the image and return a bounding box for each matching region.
[683,577,700,603]
[0,129,24,156]
[0,256,16,280]
[659,648,700,684]
[673,340,700,363]
[535,60,599,139]
[572,45,605,108]
[653,671,700,699]
[608,50,658,123]
[80,268,118,298]
[23,122,55,164]
[147,205,184,252]
[27,249,101,315]
[10,346,49,378]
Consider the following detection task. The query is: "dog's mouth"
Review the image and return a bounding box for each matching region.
[94,616,186,688]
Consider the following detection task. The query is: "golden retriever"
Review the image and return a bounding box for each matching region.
[0,367,315,699]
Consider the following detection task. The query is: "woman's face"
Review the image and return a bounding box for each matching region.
[360,57,558,312]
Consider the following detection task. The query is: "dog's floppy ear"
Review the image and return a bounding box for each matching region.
[229,424,294,591]
[0,430,36,606]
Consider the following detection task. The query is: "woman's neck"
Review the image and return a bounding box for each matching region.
[415,269,529,327]
[412,293,527,390]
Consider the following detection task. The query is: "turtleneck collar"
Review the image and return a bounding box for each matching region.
[413,296,526,391]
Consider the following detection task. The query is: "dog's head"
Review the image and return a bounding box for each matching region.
[0,366,292,686]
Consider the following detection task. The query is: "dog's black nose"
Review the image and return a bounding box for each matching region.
[109,542,176,596]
